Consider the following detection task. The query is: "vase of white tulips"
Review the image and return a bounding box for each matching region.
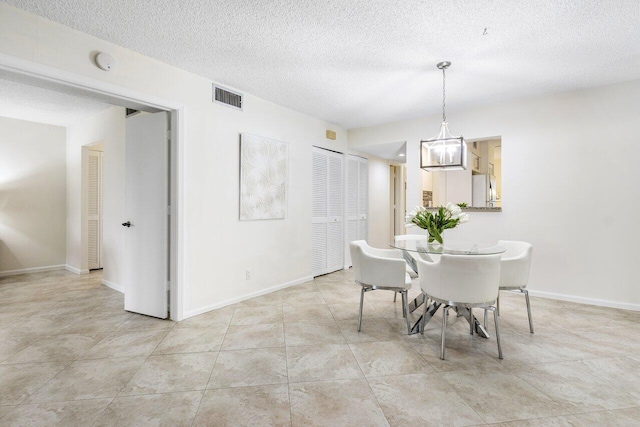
[405,203,470,244]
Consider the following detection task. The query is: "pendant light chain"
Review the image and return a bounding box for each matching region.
[442,66,446,123]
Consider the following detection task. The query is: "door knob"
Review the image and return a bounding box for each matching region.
[122,221,131,227]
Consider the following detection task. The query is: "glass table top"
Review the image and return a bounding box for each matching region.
[390,238,505,255]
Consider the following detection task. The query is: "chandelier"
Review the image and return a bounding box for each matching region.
[420,61,467,171]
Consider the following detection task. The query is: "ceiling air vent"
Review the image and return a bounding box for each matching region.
[213,84,243,110]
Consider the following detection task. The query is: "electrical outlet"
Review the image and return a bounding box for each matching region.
[245,269,252,280]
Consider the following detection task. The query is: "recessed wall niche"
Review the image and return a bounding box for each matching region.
[421,137,501,209]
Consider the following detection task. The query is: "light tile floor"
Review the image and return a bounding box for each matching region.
[1,269,640,426]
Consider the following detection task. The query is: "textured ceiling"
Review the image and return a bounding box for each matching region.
[0,79,111,127]
[5,0,640,129]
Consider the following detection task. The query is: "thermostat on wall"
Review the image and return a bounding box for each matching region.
[95,52,116,71]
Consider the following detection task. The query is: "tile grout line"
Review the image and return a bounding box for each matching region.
[4,269,640,424]
[484,365,577,423]
[329,270,400,425]
[190,313,235,427]
[350,344,392,426]
[507,357,640,417]
[431,368,489,424]
[0,275,132,412]
[88,397,115,427]
[328,287,392,426]
[106,323,176,389]
[399,303,496,425]
[281,303,294,427]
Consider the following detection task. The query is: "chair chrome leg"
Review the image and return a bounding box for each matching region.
[358,287,365,332]
[469,308,474,335]
[393,292,397,302]
[420,295,429,335]
[493,307,503,359]
[524,289,534,334]
[401,292,407,318]
[441,306,450,360]
[484,309,488,331]
[403,291,412,335]
[497,294,500,316]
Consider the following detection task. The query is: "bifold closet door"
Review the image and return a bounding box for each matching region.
[88,150,103,270]
[312,147,344,277]
[345,155,368,267]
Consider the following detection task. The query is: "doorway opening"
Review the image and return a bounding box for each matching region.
[0,57,183,320]
[389,164,406,243]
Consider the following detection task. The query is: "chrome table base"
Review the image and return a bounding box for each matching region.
[407,294,490,338]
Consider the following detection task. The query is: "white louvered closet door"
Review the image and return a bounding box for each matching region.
[312,150,328,276]
[345,155,368,267]
[326,154,344,272]
[88,150,103,270]
[312,147,344,277]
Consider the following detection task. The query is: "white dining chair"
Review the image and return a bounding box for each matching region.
[417,254,503,360]
[393,234,426,278]
[497,240,534,333]
[350,240,414,334]
[392,234,424,301]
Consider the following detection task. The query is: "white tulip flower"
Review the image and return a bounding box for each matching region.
[449,204,462,214]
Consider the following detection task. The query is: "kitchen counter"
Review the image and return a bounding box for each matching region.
[425,206,502,212]
[461,207,502,212]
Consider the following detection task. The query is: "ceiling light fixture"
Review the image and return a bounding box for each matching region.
[420,61,467,172]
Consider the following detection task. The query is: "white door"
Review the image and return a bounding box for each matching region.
[87,150,103,270]
[327,153,344,272]
[311,147,344,276]
[123,112,169,318]
[311,150,328,276]
[345,155,368,266]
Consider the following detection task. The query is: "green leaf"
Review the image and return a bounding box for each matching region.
[431,227,443,244]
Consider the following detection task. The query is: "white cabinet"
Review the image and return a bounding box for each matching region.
[345,155,368,267]
[312,147,344,277]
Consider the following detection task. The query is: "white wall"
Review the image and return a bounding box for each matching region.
[349,79,640,310]
[367,157,391,248]
[0,4,347,318]
[0,116,66,274]
[440,168,472,206]
[66,106,126,289]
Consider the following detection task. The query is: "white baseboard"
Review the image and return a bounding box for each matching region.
[0,264,66,277]
[65,265,90,275]
[102,279,124,293]
[528,289,640,312]
[183,275,314,319]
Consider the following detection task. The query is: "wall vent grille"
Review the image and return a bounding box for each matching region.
[213,85,243,110]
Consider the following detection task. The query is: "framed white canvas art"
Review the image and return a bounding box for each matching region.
[240,133,289,220]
